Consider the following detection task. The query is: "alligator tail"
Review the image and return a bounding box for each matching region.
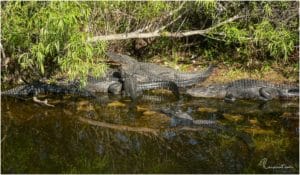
[176,64,216,87]
[1,85,34,96]
[137,81,180,98]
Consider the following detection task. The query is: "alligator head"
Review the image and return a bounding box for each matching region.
[278,87,299,99]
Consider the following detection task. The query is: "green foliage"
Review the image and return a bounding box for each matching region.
[254,20,296,62]
[1,1,298,83]
[195,0,217,16]
[2,1,107,84]
[223,25,248,44]
[201,1,298,66]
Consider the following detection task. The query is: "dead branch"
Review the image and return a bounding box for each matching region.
[33,96,55,107]
[88,15,243,42]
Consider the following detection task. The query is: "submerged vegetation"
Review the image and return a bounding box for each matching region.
[1,1,298,84]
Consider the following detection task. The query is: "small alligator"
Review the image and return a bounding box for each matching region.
[107,52,215,88]
[187,79,299,101]
[1,81,97,98]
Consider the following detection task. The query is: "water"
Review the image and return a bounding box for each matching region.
[1,93,299,173]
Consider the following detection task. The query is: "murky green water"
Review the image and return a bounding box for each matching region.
[1,93,299,173]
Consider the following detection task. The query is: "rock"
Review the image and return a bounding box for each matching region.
[76,101,95,111]
[136,106,148,112]
[280,112,299,120]
[107,101,126,108]
[243,127,274,135]
[143,110,157,116]
[249,119,258,125]
[198,107,218,113]
[223,113,244,122]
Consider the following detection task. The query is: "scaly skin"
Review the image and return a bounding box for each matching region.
[107,52,215,88]
[187,79,299,101]
[1,82,96,98]
[123,76,179,100]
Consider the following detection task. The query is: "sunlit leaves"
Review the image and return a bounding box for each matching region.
[2,1,107,84]
[254,20,296,62]
[223,25,248,44]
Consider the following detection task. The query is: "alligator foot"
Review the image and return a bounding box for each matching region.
[33,96,55,107]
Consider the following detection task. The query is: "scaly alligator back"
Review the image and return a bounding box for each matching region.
[137,81,180,98]
[1,82,96,98]
[187,79,299,100]
[226,79,298,90]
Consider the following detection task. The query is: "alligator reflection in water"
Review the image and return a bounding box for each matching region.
[1,94,299,173]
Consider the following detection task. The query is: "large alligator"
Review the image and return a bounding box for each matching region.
[60,52,214,96]
[187,79,299,101]
[106,52,215,88]
[84,68,180,100]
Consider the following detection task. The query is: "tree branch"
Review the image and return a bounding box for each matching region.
[88,15,243,42]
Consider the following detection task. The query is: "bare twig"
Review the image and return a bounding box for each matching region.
[155,13,184,33]
[33,96,55,107]
[134,2,186,33]
[1,135,7,143]
[175,16,187,33]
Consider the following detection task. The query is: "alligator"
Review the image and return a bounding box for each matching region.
[68,52,214,96]
[187,79,299,101]
[1,76,179,101]
[106,52,215,88]
[1,81,97,99]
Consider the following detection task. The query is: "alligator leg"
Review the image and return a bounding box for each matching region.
[123,77,140,101]
[137,81,180,99]
[259,87,276,101]
[108,82,123,94]
[224,93,236,102]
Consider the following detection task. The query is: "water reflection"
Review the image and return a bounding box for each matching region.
[1,94,299,173]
